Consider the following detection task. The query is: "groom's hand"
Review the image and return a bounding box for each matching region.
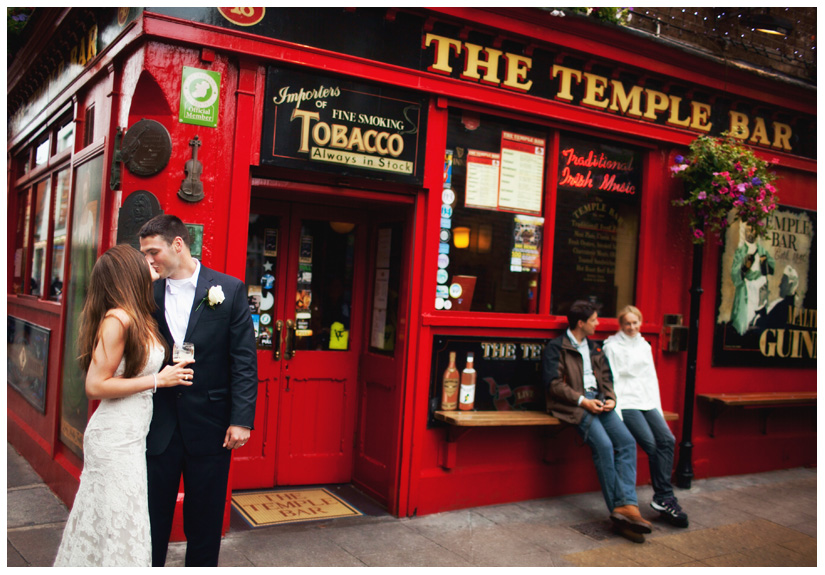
[223,425,251,450]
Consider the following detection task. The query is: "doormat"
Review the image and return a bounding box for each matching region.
[231,488,362,527]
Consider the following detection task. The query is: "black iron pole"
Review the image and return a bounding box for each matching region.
[675,240,703,488]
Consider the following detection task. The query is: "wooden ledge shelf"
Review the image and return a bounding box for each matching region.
[434,410,562,427]
[698,392,816,437]
[434,409,677,429]
[434,409,679,470]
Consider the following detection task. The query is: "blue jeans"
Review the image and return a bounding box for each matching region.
[576,391,638,511]
[621,409,676,502]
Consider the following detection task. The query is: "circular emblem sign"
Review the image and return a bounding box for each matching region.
[218,7,265,26]
[182,71,219,111]
[121,119,172,177]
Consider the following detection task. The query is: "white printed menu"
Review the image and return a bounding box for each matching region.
[465,149,500,209]
[498,132,545,214]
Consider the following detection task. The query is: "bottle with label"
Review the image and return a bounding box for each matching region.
[440,351,460,411]
[458,352,477,411]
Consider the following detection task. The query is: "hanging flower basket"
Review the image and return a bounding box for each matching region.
[671,133,779,244]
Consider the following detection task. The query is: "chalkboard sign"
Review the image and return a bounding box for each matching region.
[550,134,642,317]
[428,335,549,426]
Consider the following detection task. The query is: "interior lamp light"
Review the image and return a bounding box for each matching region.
[453,226,471,249]
[330,221,356,234]
[477,224,492,253]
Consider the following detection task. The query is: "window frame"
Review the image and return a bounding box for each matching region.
[430,102,656,326]
[10,111,75,302]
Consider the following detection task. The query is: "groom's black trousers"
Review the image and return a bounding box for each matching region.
[147,423,232,567]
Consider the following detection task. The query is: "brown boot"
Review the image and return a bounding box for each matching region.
[613,523,645,544]
[610,504,652,534]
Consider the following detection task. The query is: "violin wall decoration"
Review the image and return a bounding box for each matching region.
[178,135,205,202]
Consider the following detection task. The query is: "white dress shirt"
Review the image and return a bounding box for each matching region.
[165,260,201,345]
[567,329,598,406]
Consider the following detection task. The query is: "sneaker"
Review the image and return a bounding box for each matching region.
[651,497,689,528]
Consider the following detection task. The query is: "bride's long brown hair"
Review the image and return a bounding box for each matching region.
[78,244,167,378]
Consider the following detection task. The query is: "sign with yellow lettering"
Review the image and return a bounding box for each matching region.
[713,205,816,367]
[261,67,427,185]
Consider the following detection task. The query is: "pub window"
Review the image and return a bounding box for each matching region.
[550,132,642,318]
[10,114,75,300]
[84,104,95,147]
[439,110,548,313]
[56,117,75,154]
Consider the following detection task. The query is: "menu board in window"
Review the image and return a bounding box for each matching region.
[465,150,500,210]
[550,135,641,317]
[498,132,545,214]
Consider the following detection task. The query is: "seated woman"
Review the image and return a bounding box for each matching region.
[603,305,689,528]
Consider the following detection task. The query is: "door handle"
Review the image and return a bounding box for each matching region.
[284,319,296,360]
[273,320,283,361]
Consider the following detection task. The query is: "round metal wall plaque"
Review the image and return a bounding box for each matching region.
[121,119,172,177]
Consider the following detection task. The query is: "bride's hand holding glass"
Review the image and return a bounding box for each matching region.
[155,360,195,388]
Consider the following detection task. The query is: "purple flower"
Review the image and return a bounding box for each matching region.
[675,155,684,164]
[751,177,762,186]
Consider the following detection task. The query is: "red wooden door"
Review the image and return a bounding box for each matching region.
[233,199,366,487]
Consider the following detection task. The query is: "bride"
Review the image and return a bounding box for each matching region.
[54,245,194,567]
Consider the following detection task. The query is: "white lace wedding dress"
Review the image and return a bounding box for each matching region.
[54,343,164,567]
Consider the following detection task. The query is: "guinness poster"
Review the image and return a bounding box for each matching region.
[713,206,816,367]
[261,67,427,185]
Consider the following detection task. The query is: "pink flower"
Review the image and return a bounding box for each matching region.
[734,162,743,172]
[697,191,707,200]
[693,229,704,239]
[671,164,689,173]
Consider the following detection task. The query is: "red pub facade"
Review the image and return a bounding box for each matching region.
[8,7,816,529]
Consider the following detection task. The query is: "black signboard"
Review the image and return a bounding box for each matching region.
[712,205,816,367]
[428,335,548,426]
[261,67,428,186]
[550,134,642,317]
[147,7,816,161]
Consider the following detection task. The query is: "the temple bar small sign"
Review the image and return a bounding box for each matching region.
[261,67,427,186]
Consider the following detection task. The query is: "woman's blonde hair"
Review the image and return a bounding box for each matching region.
[617,305,643,324]
[77,244,167,377]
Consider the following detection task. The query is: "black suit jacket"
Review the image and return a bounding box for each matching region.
[147,265,257,456]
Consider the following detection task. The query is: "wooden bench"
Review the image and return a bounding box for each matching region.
[698,392,816,437]
[433,409,679,469]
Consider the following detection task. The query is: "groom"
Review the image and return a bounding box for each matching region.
[139,214,257,566]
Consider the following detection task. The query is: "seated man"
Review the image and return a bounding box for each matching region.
[542,300,652,543]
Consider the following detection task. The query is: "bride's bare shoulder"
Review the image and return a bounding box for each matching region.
[103,308,131,329]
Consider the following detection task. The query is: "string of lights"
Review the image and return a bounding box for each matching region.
[627,8,815,82]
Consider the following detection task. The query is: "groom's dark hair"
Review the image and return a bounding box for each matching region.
[139,214,191,248]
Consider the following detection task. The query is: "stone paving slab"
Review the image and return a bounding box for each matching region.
[6,442,817,567]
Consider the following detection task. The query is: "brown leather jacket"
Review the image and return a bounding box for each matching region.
[542,333,616,425]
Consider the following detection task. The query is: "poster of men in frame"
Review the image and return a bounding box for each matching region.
[713,205,816,367]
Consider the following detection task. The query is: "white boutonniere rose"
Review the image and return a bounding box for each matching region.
[197,285,225,310]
